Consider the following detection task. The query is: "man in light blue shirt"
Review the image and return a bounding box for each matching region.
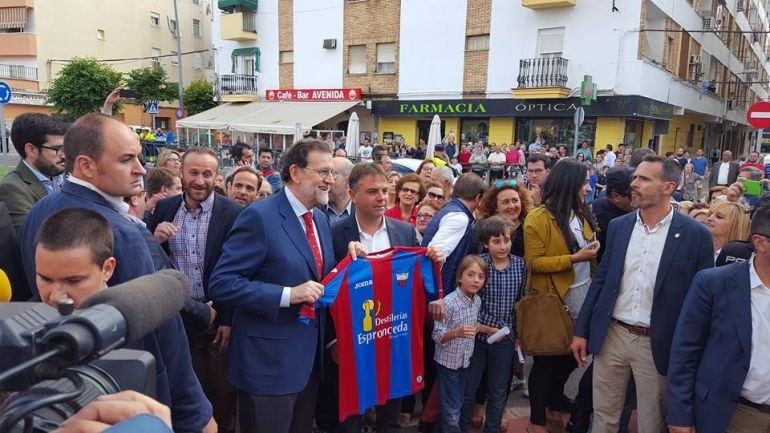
[0,113,67,232]
[689,148,709,176]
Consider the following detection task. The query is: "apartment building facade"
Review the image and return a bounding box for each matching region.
[211,0,770,155]
[0,0,214,129]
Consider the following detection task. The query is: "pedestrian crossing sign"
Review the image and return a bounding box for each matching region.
[146,101,159,114]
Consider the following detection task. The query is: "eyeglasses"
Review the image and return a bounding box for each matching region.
[39,145,64,155]
[417,213,434,220]
[302,167,338,180]
[427,191,444,201]
[258,191,272,198]
[400,187,420,196]
[528,168,546,174]
[495,179,517,188]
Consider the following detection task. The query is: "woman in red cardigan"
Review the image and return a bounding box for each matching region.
[384,173,424,226]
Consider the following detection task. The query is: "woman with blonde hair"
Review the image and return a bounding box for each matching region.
[705,201,750,264]
[156,149,182,175]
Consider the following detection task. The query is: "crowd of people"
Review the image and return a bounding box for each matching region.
[0,109,769,433]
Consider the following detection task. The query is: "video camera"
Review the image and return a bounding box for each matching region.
[0,270,190,433]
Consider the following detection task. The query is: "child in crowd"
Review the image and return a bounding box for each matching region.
[460,216,526,433]
[433,255,486,433]
[450,157,463,175]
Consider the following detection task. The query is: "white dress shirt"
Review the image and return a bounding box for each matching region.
[604,151,616,168]
[280,186,323,308]
[67,177,130,215]
[357,215,390,253]
[427,212,470,257]
[612,207,674,327]
[741,255,770,404]
[717,161,730,185]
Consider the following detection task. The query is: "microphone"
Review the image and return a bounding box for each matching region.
[40,270,191,367]
[0,269,10,302]
[80,269,191,343]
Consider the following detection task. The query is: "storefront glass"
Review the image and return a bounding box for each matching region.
[461,118,489,144]
[516,118,596,149]
[624,120,644,148]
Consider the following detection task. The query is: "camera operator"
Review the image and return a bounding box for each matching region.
[54,390,172,433]
[33,208,215,433]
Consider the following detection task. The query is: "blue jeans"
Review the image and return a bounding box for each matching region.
[437,364,469,433]
[459,339,515,433]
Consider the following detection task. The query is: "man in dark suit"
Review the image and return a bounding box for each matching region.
[571,155,713,433]
[19,114,214,432]
[324,163,420,433]
[149,147,243,433]
[0,113,68,233]
[210,139,336,433]
[667,206,770,433]
[708,149,740,188]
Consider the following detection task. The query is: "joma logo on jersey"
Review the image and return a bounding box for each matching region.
[396,272,409,287]
[354,279,373,290]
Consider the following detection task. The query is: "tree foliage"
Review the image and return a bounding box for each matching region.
[46,57,122,120]
[183,80,217,116]
[124,67,179,106]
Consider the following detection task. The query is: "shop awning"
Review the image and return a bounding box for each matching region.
[218,0,257,12]
[178,101,359,134]
[176,102,259,130]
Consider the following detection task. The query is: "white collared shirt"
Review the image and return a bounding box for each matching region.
[742,255,770,404]
[67,176,130,215]
[717,161,730,185]
[612,207,674,327]
[356,215,390,253]
[281,186,323,308]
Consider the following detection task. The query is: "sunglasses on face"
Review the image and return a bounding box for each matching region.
[494,180,517,188]
[400,187,420,195]
[427,191,444,200]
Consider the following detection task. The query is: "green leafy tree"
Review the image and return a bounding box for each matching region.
[183,80,217,116]
[124,67,179,106]
[46,57,122,120]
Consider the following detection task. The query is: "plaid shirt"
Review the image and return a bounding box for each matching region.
[168,193,214,301]
[478,253,526,342]
[433,289,481,369]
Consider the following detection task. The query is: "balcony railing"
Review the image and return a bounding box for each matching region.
[517,57,569,88]
[217,74,258,96]
[0,63,37,81]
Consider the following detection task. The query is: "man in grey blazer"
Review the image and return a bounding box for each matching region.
[0,113,68,233]
[707,149,740,188]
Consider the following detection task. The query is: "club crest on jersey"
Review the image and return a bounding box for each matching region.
[396,272,409,287]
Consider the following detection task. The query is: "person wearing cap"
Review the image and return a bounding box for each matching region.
[590,167,633,261]
[431,144,449,168]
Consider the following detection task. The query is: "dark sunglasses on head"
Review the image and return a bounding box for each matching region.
[494,179,517,188]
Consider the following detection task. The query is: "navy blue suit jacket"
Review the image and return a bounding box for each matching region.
[666,262,753,433]
[148,193,243,327]
[20,182,155,292]
[575,210,713,375]
[209,188,335,395]
[331,215,418,264]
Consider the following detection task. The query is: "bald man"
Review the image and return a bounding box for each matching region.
[319,157,355,224]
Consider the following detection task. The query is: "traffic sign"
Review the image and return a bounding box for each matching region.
[573,106,585,127]
[146,101,159,115]
[747,101,770,129]
[0,81,12,105]
[175,107,186,119]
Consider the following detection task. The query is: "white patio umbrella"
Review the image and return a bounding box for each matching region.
[345,112,360,159]
[293,122,303,146]
[426,114,442,159]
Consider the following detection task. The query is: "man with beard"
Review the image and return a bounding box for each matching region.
[0,113,68,233]
[571,156,713,433]
[149,146,243,433]
[259,147,283,192]
[210,139,336,433]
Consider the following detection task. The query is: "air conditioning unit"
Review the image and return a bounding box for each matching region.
[690,55,701,64]
[322,38,337,49]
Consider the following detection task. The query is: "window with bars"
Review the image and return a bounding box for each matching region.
[376,43,396,74]
[280,51,294,64]
[466,34,490,51]
[348,45,366,74]
[537,27,565,58]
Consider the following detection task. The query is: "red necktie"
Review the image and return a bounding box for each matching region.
[300,212,322,320]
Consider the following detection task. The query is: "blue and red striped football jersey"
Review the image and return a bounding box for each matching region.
[317,247,442,421]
